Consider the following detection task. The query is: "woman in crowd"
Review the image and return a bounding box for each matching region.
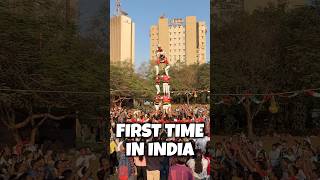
[168,156,194,180]
[118,142,131,180]
[134,152,147,180]
[187,150,209,180]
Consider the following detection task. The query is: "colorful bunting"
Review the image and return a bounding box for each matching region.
[213,89,320,105]
[269,96,279,113]
[306,90,320,97]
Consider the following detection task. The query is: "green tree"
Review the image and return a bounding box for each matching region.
[110,63,153,105]
[212,3,320,136]
[0,0,106,144]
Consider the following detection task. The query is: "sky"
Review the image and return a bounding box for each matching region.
[110,0,210,69]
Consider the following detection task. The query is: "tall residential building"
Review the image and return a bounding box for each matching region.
[110,14,135,65]
[150,16,207,66]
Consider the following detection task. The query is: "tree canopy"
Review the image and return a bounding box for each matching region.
[211,3,320,136]
[0,0,107,144]
[212,4,320,94]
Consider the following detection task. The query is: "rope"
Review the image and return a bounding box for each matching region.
[0,88,319,96]
[0,88,106,95]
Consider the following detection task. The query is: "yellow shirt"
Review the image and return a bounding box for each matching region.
[110,140,117,154]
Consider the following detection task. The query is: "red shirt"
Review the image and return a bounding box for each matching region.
[177,119,184,123]
[289,177,297,180]
[205,157,210,175]
[155,76,161,84]
[163,96,171,103]
[196,118,204,123]
[162,75,170,83]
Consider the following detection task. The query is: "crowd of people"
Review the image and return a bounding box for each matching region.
[0,104,211,180]
[109,104,212,180]
[110,103,320,180]
[110,104,210,132]
[208,134,320,180]
[3,103,320,180]
[0,142,105,180]
[109,138,211,180]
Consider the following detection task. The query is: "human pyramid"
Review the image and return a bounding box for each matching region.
[154,45,172,114]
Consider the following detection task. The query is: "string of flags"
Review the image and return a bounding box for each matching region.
[110,88,320,100]
[213,89,320,105]
[212,89,320,114]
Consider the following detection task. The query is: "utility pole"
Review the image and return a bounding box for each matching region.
[116,0,121,16]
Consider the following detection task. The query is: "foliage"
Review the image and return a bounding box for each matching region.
[0,0,107,144]
[110,61,210,104]
[110,63,153,101]
[213,5,320,94]
[212,3,320,135]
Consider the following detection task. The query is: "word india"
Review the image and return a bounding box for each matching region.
[116,123,205,156]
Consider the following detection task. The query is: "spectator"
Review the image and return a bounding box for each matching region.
[269,143,281,168]
[109,137,118,175]
[168,156,194,180]
[118,142,130,180]
[134,155,147,180]
[97,157,109,180]
[75,147,96,172]
[187,150,209,180]
[146,154,163,180]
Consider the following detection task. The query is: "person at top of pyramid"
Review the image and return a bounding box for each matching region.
[156,44,168,65]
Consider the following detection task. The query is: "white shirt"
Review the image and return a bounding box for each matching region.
[195,136,210,152]
[297,169,306,180]
[269,149,281,167]
[187,158,209,179]
[156,51,165,57]
[0,157,7,166]
[117,141,124,152]
[75,154,96,168]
